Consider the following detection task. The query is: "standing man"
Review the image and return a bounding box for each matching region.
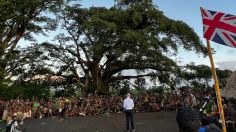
[123,93,135,132]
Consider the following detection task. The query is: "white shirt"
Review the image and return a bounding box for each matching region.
[123,97,134,110]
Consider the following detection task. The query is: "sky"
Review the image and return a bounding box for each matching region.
[20,0,236,71]
[153,0,236,71]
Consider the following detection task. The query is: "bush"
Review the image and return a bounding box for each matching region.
[0,82,50,100]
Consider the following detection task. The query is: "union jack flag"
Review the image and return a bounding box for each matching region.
[200,7,236,48]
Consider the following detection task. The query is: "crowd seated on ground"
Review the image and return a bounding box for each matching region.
[0,95,159,122]
[1,88,232,130]
[0,92,184,120]
[0,89,206,122]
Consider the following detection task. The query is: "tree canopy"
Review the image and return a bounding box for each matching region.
[1,0,231,98]
[178,64,232,89]
[34,0,208,94]
[0,0,68,81]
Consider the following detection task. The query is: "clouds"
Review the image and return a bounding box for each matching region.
[226,49,236,54]
[217,61,236,71]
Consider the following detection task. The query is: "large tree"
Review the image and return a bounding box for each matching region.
[40,0,208,94]
[0,0,68,81]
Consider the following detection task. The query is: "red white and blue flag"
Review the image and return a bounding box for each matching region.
[200,7,236,48]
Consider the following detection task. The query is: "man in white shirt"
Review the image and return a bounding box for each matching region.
[123,93,135,132]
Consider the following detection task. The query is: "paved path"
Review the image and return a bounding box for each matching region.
[1,112,178,132]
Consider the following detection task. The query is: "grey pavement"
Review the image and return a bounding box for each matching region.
[1,112,178,132]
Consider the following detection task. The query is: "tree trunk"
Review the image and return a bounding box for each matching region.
[88,62,110,95]
[82,75,89,97]
[95,78,111,95]
[96,77,102,92]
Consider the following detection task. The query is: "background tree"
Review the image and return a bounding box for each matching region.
[224,72,236,99]
[1,0,219,98]
[216,68,232,88]
[178,63,232,90]
[118,80,131,96]
[133,78,146,93]
[0,0,68,82]
[41,0,207,94]
[0,82,50,100]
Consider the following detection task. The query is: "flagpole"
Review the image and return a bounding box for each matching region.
[207,39,227,132]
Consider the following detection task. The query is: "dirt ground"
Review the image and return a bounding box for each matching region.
[1,112,178,132]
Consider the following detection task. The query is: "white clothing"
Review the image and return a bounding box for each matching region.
[8,120,21,132]
[123,97,134,110]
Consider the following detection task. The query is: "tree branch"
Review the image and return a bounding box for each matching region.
[112,73,159,81]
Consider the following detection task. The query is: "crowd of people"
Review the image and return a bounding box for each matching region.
[176,107,222,132]
[0,89,201,122]
[176,95,236,132]
[1,88,234,131]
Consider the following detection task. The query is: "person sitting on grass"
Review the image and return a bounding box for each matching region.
[176,107,200,132]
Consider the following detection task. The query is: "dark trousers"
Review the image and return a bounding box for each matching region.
[125,110,134,130]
